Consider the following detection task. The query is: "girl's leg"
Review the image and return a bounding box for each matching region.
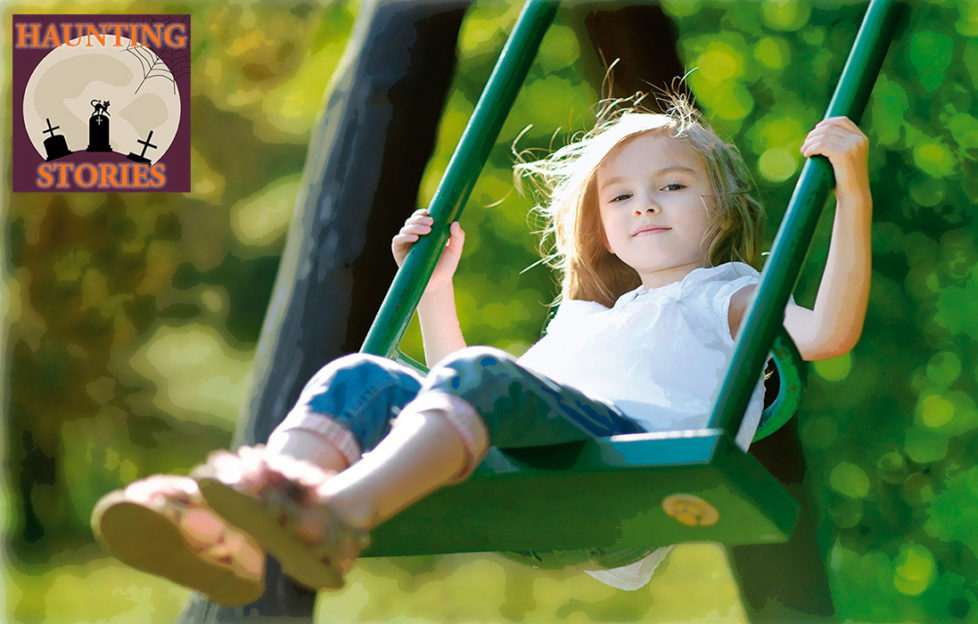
[93,353,423,601]
[258,352,426,474]
[198,346,639,589]
[317,392,486,528]
[209,351,431,524]
[264,429,349,473]
[196,384,484,590]
[205,354,480,532]
[317,345,640,529]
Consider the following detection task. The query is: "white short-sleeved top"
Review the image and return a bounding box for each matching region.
[517,262,766,450]
[516,262,768,591]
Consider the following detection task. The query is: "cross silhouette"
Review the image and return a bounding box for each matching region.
[95,117,104,125]
[43,118,59,138]
[135,130,158,159]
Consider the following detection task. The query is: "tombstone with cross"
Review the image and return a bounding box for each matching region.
[86,99,112,152]
[41,117,72,161]
[127,130,158,165]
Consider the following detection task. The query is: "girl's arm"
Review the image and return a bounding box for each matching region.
[392,209,467,365]
[729,116,872,361]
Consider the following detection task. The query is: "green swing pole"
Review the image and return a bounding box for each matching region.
[709,0,906,437]
[361,0,559,357]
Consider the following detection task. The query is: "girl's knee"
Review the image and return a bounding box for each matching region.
[303,353,410,396]
[425,346,519,407]
[288,354,422,461]
[436,346,516,373]
[317,353,391,377]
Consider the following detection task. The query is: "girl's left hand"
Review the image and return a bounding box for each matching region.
[800,116,869,192]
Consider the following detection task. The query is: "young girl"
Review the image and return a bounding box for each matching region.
[92,96,872,604]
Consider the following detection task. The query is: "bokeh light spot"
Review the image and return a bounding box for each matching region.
[909,178,946,208]
[758,147,797,183]
[958,2,978,37]
[920,394,954,429]
[904,426,949,464]
[967,466,978,495]
[830,461,871,498]
[925,351,961,386]
[130,323,253,427]
[893,544,935,596]
[948,113,978,150]
[828,497,863,528]
[761,0,811,32]
[538,25,580,75]
[662,0,702,18]
[813,352,851,382]
[913,142,956,178]
[871,77,908,146]
[688,76,754,122]
[231,174,301,248]
[756,116,806,151]
[753,37,789,69]
[876,451,907,484]
[695,42,744,83]
[908,31,953,93]
[903,473,936,507]
[965,39,978,89]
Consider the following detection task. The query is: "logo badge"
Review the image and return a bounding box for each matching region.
[662,493,720,527]
[12,15,190,192]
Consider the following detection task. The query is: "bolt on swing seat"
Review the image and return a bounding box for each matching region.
[357,0,902,559]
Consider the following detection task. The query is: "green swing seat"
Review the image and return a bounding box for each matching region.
[369,430,796,557]
[364,331,803,558]
[358,0,902,559]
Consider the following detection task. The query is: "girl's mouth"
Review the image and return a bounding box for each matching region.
[632,226,670,237]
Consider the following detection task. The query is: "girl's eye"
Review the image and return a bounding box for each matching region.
[662,183,686,191]
[610,193,631,202]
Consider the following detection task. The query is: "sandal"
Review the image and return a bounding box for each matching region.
[193,455,370,591]
[90,475,265,606]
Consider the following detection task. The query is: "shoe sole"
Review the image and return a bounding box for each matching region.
[196,476,343,591]
[91,490,264,606]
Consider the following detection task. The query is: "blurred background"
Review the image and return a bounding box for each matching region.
[2,0,977,622]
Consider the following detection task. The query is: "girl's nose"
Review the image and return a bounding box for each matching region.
[634,197,661,215]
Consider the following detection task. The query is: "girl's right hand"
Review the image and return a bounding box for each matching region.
[391,208,465,293]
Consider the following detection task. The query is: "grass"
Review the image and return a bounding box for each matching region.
[5,544,748,623]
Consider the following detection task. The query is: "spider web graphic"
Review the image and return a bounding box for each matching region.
[126,45,175,94]
[123,15,190,95]
[147,15,190,92]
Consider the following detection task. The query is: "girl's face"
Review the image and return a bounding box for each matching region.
[595,132,715,289]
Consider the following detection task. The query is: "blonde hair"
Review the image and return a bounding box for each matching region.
[515,94,765,308]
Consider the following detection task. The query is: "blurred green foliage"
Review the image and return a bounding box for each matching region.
[2,0,977,622]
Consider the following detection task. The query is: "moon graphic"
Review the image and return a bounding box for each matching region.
[23,35,181,163]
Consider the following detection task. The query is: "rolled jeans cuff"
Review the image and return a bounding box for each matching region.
[396,391,490,484]
[274,407,363,467]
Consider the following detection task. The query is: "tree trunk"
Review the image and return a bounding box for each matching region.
[177,1,470,621]
[565,2,693,109]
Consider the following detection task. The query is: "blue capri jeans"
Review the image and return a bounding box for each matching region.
[275,345,653,570]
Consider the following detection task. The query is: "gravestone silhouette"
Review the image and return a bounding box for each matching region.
[127,130,157,164]
[41,118,71,160]
[86,100,112,152]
